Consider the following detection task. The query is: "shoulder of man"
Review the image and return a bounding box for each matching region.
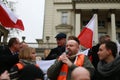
[52,47,59,50]
[50,47,59,53]
[0,46,9,55]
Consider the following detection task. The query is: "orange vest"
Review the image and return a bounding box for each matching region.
[16,62,24,70]
[16,62,39,70]
[57,54,85,80]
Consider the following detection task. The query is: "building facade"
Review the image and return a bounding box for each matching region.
[43,0,120,45]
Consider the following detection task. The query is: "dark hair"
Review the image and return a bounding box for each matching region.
[99,35,105,43]
[104,34,110,38]
[8,37,17,47]
[101,41,117,58]
[99,35,111,44]
[68,36,80,44]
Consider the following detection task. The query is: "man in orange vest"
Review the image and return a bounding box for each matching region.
[47,36,94,80]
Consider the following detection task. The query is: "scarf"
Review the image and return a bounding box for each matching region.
[97,56,120,77]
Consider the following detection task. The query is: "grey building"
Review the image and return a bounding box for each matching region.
[43,0,120,45]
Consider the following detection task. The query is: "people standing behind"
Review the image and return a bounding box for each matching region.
[104,34,111,41]
[0,37,21,74]
[47,36,94,80]
[71,67,90,80]
[95,41,120,80]
[104,34,120,56]
[10,47,43,80]
[88,35,111,69]
[20,42,28,50]
[44,49,51,59]
[45,33,67,60]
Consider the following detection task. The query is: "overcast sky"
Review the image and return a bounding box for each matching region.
[11,0,45,43]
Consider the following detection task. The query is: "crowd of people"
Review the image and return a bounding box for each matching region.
[0,33,120,80]
[0,38,44,80]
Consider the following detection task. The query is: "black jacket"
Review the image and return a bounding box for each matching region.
[10,59,39,80]
[88,44,100,69]
[45,46,65,60]
[0,46,19,74]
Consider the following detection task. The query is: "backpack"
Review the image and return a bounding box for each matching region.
[10,62,40,80]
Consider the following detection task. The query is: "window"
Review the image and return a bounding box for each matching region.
[82,20,89,29]
[98,20,105,28]
[116,21,120,28]
[82,20,89,27]
[61,12,68,24]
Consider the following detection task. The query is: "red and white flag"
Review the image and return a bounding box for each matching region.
[78,15,96,48]
[0,0,24,30]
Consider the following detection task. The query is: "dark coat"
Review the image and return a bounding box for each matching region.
[0,46,19,74]
[18,64,44,80]
[88,44,100,69]
[45,46,65,60]
[10,59,43,80]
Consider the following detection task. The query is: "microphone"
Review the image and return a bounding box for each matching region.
[65,50,69,54]
[65,50,74,59]
[60,50,69,56]
[60,50,76,60]
[66,50,77,59]
[58,50,69,61]
[62,50,76,59]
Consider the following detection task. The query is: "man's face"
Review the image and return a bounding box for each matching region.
[13,38,21,52]
[56,38,66,47]
[97,44,110,61]
[66,40,79,56]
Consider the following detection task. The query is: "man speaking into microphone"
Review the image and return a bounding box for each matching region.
[47,36,95,80]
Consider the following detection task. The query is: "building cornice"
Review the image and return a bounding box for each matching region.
[56,24,73,29]
[72,0,120,3]
[54,2,72,4]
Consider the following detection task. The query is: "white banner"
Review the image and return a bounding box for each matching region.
[36,59,55,74]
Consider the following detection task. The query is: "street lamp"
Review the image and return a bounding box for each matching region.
[46,36,50,48]
[22,36,26,42]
